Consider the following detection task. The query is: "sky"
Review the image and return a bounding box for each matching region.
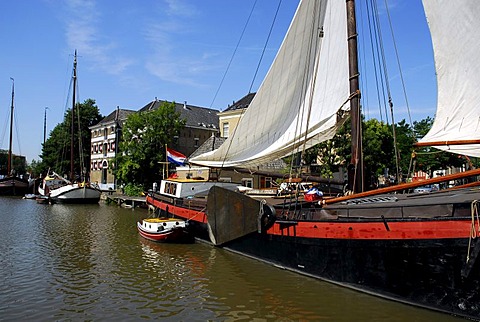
[0,0,436,163]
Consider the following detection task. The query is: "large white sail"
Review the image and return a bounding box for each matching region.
[418,0,480,157]
[191,0,350,168]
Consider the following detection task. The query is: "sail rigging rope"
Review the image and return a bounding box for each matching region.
[467,200,480,263]
[289,1,322,182]
[211,0,283,175]
[208,0,258,109]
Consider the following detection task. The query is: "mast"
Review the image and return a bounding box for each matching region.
[7,77,14,176]
[346,0,363,193]
[43,107,48,147]
[70,50,77,182]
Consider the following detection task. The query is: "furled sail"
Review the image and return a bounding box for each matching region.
[418,0,480,157]
[191,0,350,168]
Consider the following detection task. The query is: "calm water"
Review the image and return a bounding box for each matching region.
[0,197,464,321]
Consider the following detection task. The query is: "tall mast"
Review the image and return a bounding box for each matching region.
[346,0,363,193]
[43,107,48,147]
[7,77,14,176]
[70,50,77,182]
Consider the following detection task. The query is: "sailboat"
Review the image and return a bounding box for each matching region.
[38,51,100,204]
[0,78,29,196]
[146,0,480,319]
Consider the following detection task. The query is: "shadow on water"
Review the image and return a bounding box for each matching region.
[0,197,465,321]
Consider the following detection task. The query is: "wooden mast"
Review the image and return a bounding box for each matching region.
[70,50,77,182]
[346,0,363,193]
[7,77,14,176]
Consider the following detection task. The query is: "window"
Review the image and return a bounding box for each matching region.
[194,138,199,147]
[260,176,274,188]
[219,177,232,183]
[223,122,229,138]
[265,177,273,188]
[242,178,253,188]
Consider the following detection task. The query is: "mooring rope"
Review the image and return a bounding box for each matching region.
[186,206,207,223]
[467,200,480,263]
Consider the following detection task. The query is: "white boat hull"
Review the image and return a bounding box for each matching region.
[39,183,100,204]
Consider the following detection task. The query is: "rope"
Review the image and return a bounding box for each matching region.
[259,199,266,217]
[467,200,480,263]
[186,206,207,223]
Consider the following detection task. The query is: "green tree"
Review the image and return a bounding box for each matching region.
[394,119,416,177]
[114,101,185,189]
[412,117,464,174]
[40,99,103,179]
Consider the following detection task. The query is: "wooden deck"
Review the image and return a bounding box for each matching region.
[104,193,147,208]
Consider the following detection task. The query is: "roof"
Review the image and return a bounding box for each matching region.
[139,99,219,130]
[188,135,226,159]
[90,108,136,128]
[222,92,255,112]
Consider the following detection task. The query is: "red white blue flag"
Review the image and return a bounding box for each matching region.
[167,148,187,165]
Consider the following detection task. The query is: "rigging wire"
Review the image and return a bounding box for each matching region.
[208,0,258,109]
[212,0,283,173]
[372,0,401,183]
[0,108,8,149]
[364,0,386,123]
[384,0,414,129]
[248,0,283,93]
[13,109,22,156]
[292,1,322,181]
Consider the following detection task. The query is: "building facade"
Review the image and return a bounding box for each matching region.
[89,100,220,190]
[139,99,220,157]
[188,93,286,189]
[89,108,135,190]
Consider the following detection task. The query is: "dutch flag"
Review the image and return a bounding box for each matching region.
[167,148,187,165]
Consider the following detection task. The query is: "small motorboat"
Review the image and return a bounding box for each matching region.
[137,217,192,243]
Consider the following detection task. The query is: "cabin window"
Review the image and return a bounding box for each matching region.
[242,178,253,188]
[219,177,232,183]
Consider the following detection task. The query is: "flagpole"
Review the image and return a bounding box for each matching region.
[164,144,168,179]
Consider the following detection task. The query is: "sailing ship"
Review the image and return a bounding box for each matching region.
[147,0,480,319]
[38,51,100,204]
[0,78,29,196]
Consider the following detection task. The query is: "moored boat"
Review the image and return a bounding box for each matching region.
[37,51,101,204]
[147,0,480,319]
[0,78,30,197]
[137,217,192,243]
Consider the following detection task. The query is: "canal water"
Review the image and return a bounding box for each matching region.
[0,197,464,321]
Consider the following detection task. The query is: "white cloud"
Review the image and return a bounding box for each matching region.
[62,0,134,75]
[142,2,216,87]
[164,0,198,17]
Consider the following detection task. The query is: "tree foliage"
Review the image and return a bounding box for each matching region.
[39,99,103,179]
[114,101,185,189]
[0,150,26,176]
[411,116,464,173]
[305,115,469,188]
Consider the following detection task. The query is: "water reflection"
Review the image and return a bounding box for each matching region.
[0,197,463,321]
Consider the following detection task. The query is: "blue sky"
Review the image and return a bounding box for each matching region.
[0,0,436,163]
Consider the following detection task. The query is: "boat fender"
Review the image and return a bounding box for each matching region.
[258,200,276,233]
